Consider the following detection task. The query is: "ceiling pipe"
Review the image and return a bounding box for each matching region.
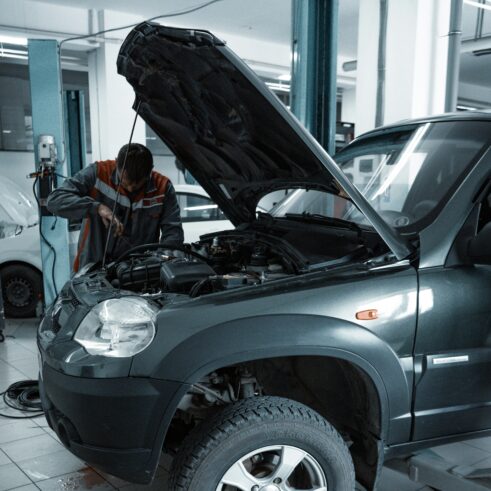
[445,0,464,112]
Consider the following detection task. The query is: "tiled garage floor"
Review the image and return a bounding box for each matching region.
[2,318,491,490]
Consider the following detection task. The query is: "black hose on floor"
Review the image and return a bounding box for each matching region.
[0,380,43,419]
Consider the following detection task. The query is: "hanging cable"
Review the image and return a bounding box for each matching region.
[59,0,224,47]
[32,176,58,298]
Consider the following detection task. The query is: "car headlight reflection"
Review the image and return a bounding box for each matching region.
[74,297,158,358]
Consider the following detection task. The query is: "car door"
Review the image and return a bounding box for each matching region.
[176,192,232,242]
[412,187,491,440]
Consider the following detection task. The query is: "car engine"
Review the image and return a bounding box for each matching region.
[106,233,294,298]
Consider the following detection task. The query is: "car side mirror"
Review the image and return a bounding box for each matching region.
[469,222,491,265]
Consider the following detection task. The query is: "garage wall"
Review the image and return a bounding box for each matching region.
[458,82,491,108]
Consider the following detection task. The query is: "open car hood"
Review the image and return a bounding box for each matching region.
[117,23,413,260]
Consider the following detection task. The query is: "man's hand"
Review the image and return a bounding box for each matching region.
[98,204,124,237]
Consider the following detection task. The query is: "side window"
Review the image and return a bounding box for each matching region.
[177,193,225,222]
[478,191,491,232]
[447,185,491,267]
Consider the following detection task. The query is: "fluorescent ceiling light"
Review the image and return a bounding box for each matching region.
[277,73,291,81]
[0,35,28,46]
[0,52,28,60]
[464,0,491,11]
[266,82,290,93]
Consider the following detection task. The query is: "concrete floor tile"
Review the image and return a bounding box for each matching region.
[11,339,39,355]
[0,343,36,363]
[17,449,88,482]
[0,419,44,444]
[0,449,11,466]
[36,469,115,490]
[465,436,491,453]
[94,471,129,489]
[0,463,32,491]
[1,433,62,462]
[8,485,39,491]
[427,441,491,466]
[118,474,168,491]
[31,415,49,429]
[97,464,168,489]
[8,359,39,380]
[377,467,426,491]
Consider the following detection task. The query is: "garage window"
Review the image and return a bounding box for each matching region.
[0,61,91,153]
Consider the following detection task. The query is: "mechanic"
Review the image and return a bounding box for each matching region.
[47,143,184,271]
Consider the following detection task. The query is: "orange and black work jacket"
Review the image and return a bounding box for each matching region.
[47,160,184,271]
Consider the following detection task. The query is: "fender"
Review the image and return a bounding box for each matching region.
[147,314,413,445]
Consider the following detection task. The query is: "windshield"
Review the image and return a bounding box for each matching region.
[334,121,490,229]
[267,121,490,230]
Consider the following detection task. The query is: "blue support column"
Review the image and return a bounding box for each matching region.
[28,40,71,306]
[291,0,339,155]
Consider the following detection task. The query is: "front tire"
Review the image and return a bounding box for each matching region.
[169,396,355,491]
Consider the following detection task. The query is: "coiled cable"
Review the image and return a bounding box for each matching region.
[0,380,43,419]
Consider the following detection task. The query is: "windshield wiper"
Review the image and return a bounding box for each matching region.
[284,213,364,233]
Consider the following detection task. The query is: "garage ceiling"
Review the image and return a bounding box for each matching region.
[18,0,491,92]
[30,0,360,59]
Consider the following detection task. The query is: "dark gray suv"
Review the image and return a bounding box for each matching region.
[37,23,491,491]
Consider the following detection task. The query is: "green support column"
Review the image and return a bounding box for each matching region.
[291,0,339,155]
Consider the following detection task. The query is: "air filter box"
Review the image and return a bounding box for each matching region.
[160,258,215,292]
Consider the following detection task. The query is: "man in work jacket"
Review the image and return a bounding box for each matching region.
[47,143,184,271]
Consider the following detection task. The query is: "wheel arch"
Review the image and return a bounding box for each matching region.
[148,315,412,490]
[155,314,411,491]
[0,260,42,275]
[156,314,411,440]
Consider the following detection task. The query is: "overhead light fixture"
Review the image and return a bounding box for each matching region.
[0,45,28,61]
[277,73,291,82]
[266,82,290,93]
[0,52,28,60]
[342,60,357,72]
[464,0,491,11]
[457,104,478,111]
[0,35,28,46]
[473,48,491,56]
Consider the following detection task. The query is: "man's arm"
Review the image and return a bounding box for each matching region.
[47,164,100,220]
[160,182,184,246]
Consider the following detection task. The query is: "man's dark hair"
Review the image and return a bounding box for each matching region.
[116,143,153,182]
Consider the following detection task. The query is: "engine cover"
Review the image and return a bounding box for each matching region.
[160,259,215,292]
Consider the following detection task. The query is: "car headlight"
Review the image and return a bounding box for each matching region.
[74,297,158,358]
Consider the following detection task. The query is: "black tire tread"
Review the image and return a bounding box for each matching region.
[169,395,355,491]
[1,264,42,318]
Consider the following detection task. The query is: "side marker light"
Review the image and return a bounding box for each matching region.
[356,309,378,320]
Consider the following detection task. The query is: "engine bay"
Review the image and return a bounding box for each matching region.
[104,219,384,298]
[106,233,295,298]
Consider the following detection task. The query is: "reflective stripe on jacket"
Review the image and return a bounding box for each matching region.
[47,160,184,271]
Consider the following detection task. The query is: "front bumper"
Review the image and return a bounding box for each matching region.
[39,363,185,484]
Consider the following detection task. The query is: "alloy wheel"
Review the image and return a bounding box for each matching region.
[216,444,328,491]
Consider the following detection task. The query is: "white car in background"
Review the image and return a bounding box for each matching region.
[0,182,231,317]
[175,184,233,242]
[0,177,43,318]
